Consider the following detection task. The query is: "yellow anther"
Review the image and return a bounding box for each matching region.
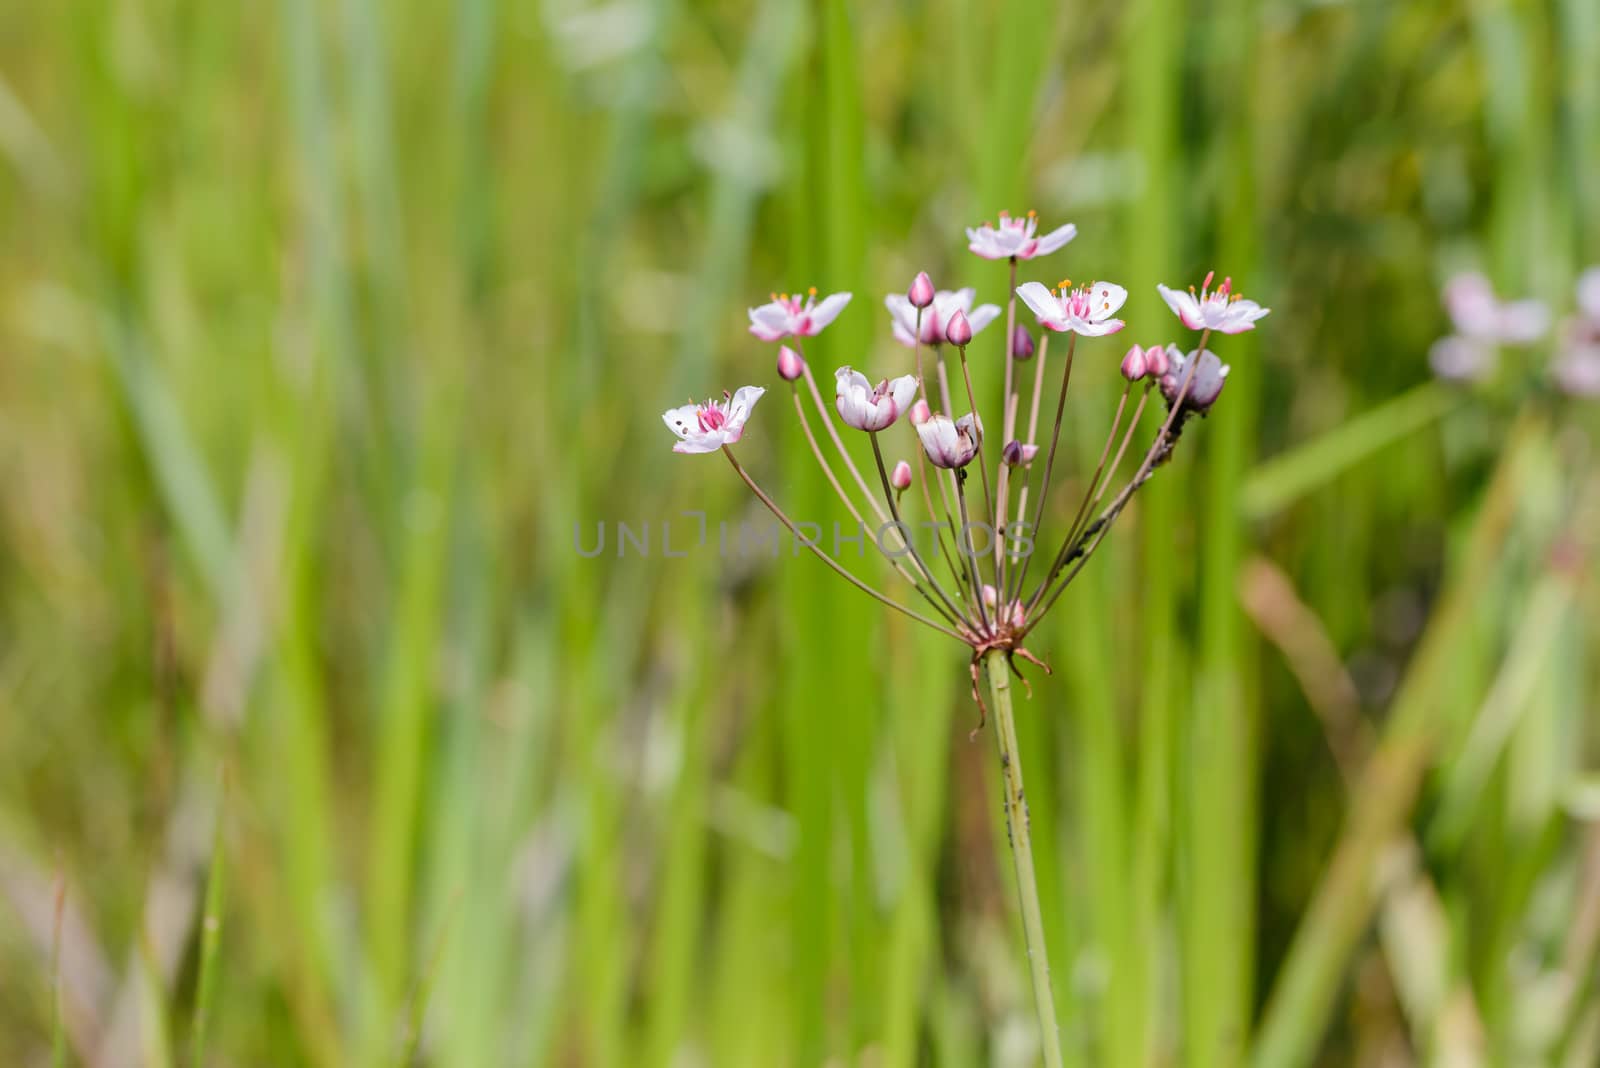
[780,293,789,302]
[1059,278,1072,290]
[808,286,817,296]
[1027,209,1036,218]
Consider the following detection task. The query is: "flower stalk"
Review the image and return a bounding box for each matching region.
[985,647,1064,1068]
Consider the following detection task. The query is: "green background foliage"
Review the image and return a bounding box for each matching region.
[0,0,1596,1065]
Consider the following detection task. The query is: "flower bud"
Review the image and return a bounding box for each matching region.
[1143,343,1171,378]
[1010,324,1035,361]
[1119,344,1149,381]
[890,460,913,491]
[776,345,805,382]
[909,398,932,425]
[1002,439,1038,467]
[909,271,936,309]
[944,309,973,346]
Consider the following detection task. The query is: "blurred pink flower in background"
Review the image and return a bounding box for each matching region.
[966,210,1077,261]
[748,287,852,341]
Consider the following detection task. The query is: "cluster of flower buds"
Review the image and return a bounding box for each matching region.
[666,211,1268,702]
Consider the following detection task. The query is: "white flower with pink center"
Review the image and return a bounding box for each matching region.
[966,210,1078,261]
[834,367,919,431]
[916,411,983,469]
[1016,280,1128,337]
[885,287,1001,347]
[1157,273,1269,335]
[747,287,852,341]
[662,386,766,454]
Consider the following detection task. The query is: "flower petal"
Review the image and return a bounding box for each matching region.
[1087,281,1128,319]
[1033,224,1078,256]
[673,434,725,454]
[809,292,852,331]
[967,304,1002,336]
[887,374,918,415]
[662,404,701,440]
[725,385,767,433]
[884,293,918,337]
[1015,282,1060,323]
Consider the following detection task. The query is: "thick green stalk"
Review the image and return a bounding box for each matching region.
[986,649,1064,1068]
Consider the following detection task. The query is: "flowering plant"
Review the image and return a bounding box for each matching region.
[665,215,1267,1065]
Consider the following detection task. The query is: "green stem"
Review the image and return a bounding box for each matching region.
[985,648,1064,1068]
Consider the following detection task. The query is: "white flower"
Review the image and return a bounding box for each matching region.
[916,412,983,469]
[1442,272,1548,344]
[1156,274,1269,334]
[1016,280,1128,337]
[748,288,852,341]
[663,386,766,454]
[965,211,1078,261]
[885,288,1001,347]
[834,367,918,431]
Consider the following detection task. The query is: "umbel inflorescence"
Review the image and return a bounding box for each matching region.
[665,213,1269,713]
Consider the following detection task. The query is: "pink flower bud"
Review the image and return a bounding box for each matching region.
[909,398,932,425]
[1143,343,1171,378]
[944,309,973,346]
[776,345,805,382]
[1120,344,1149,381]
[1002,439,1038,467]
[890,460,913,491]
[909,272,936,309]
[1011,324,1035,361]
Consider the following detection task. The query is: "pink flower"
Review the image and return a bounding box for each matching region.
[1442,272,1547,344]
[890,460,913,491]
[885,287,1001,348]
[835,367,919,431]
[1015,280,1128,337]
[1157,273,1269,334]
[748,287,852,341]
[1158,346,1230,412]
[966,210,1077,261]
[909,272,936,309]
[663,386,767,454]
[916,412,983,469]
